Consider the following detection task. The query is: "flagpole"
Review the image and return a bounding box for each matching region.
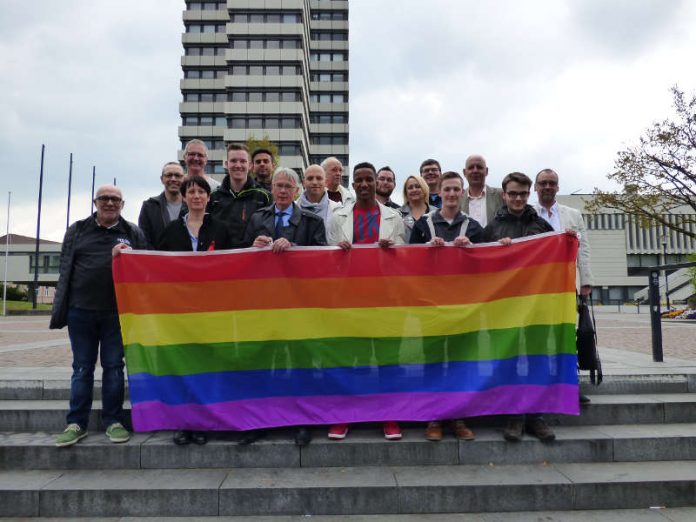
[32,144,45,310]
[66,153,73,229]
[2,192,10,316]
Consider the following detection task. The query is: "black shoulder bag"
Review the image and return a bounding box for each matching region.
[576,294,603,385]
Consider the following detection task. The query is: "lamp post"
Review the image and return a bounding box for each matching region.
[661,235,671,310]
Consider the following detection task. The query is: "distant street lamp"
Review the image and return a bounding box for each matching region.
[661,235,671,310]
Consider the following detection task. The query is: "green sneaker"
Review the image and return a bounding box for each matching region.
[55,423,87,447]
[106,422,130,443]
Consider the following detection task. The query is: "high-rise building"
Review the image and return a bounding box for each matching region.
[179,0,349,182]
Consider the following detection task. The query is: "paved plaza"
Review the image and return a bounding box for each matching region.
[0,308,694,370]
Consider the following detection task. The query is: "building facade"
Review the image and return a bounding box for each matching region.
[557,195,696,304]
[179,0,349,181]
[0,234,61,304]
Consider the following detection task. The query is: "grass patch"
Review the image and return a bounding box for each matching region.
[3,300,52,311]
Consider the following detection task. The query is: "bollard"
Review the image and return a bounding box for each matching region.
[648,270,663,362]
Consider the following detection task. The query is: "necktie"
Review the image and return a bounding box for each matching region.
[275,211,285,239]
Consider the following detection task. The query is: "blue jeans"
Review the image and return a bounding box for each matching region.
[66,308,125,429]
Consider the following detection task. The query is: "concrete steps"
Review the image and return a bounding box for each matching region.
[1,510,696,521]
[3,424,696,470]
[3,372,696,517]
[3,461,696,517]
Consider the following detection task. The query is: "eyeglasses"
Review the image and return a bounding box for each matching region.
[505,191,529,199]
[95,195,122,203]
[421,167,440,174]
[163,173,184,179]
[273,183,296,192]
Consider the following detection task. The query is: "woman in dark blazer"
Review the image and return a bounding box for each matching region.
[156,175,232,446]
[157,176,233,252]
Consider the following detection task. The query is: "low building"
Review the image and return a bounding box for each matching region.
[557,195,696,304]
[0,234,61,304]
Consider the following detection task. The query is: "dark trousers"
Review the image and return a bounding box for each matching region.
[66,307,125,429]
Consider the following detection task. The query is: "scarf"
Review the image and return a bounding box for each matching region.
[298,190,331,221]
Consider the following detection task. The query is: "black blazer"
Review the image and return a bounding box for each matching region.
[242,203,327,247]
[156,214,234,251]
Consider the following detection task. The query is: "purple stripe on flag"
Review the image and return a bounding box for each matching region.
[130,384,580,432]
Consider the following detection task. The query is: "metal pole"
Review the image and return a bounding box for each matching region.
[90,166,96,214]
[33,144,45,310]
[66,153,73,229]
[648,270,663,362]
[2,192,11,316]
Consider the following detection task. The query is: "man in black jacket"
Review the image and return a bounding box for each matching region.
[50,185,148,447]
[209,143,272,248]
[482,172,556,443]
[138,161,186,246]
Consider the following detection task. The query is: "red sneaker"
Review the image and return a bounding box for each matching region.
[383,421,402,440]
[328,423,349,440]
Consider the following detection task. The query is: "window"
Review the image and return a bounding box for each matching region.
[311,11,347,21]
[248,92,263,102]
[311,113,347,124]
[230,12,301,23]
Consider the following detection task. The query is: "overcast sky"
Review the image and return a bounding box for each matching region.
[1,0,695,241]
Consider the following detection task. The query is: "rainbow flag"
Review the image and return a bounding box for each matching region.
[113,232,580,432]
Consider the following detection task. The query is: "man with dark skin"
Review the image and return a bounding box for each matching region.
[327,162,405,441]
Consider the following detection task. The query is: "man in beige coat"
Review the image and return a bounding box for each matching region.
[534,168,593,296]
[460,154,504,227]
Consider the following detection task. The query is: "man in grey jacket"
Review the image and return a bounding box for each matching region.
[51,185,148,448]
[138,161,186,246]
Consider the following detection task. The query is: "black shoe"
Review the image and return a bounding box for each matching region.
[503,419,524,442]
[526,418,556,442]
[295,427,312,447]
[579,393,591,404]
[238,429,266,445]
[173,430,191,445]
[191,431,208,445]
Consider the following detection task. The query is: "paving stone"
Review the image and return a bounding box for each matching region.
[219,467,398,516]
[39,469,228,517]
[580,374,689,395]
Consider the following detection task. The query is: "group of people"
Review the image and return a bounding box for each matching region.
[50,138,593,449]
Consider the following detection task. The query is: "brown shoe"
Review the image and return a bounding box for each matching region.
[526,418,556,442]
[425,421,443,441]
[453,420,475,440]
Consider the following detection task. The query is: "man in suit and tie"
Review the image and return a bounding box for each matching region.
[534,168,593,297]
[460,154,504,227]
